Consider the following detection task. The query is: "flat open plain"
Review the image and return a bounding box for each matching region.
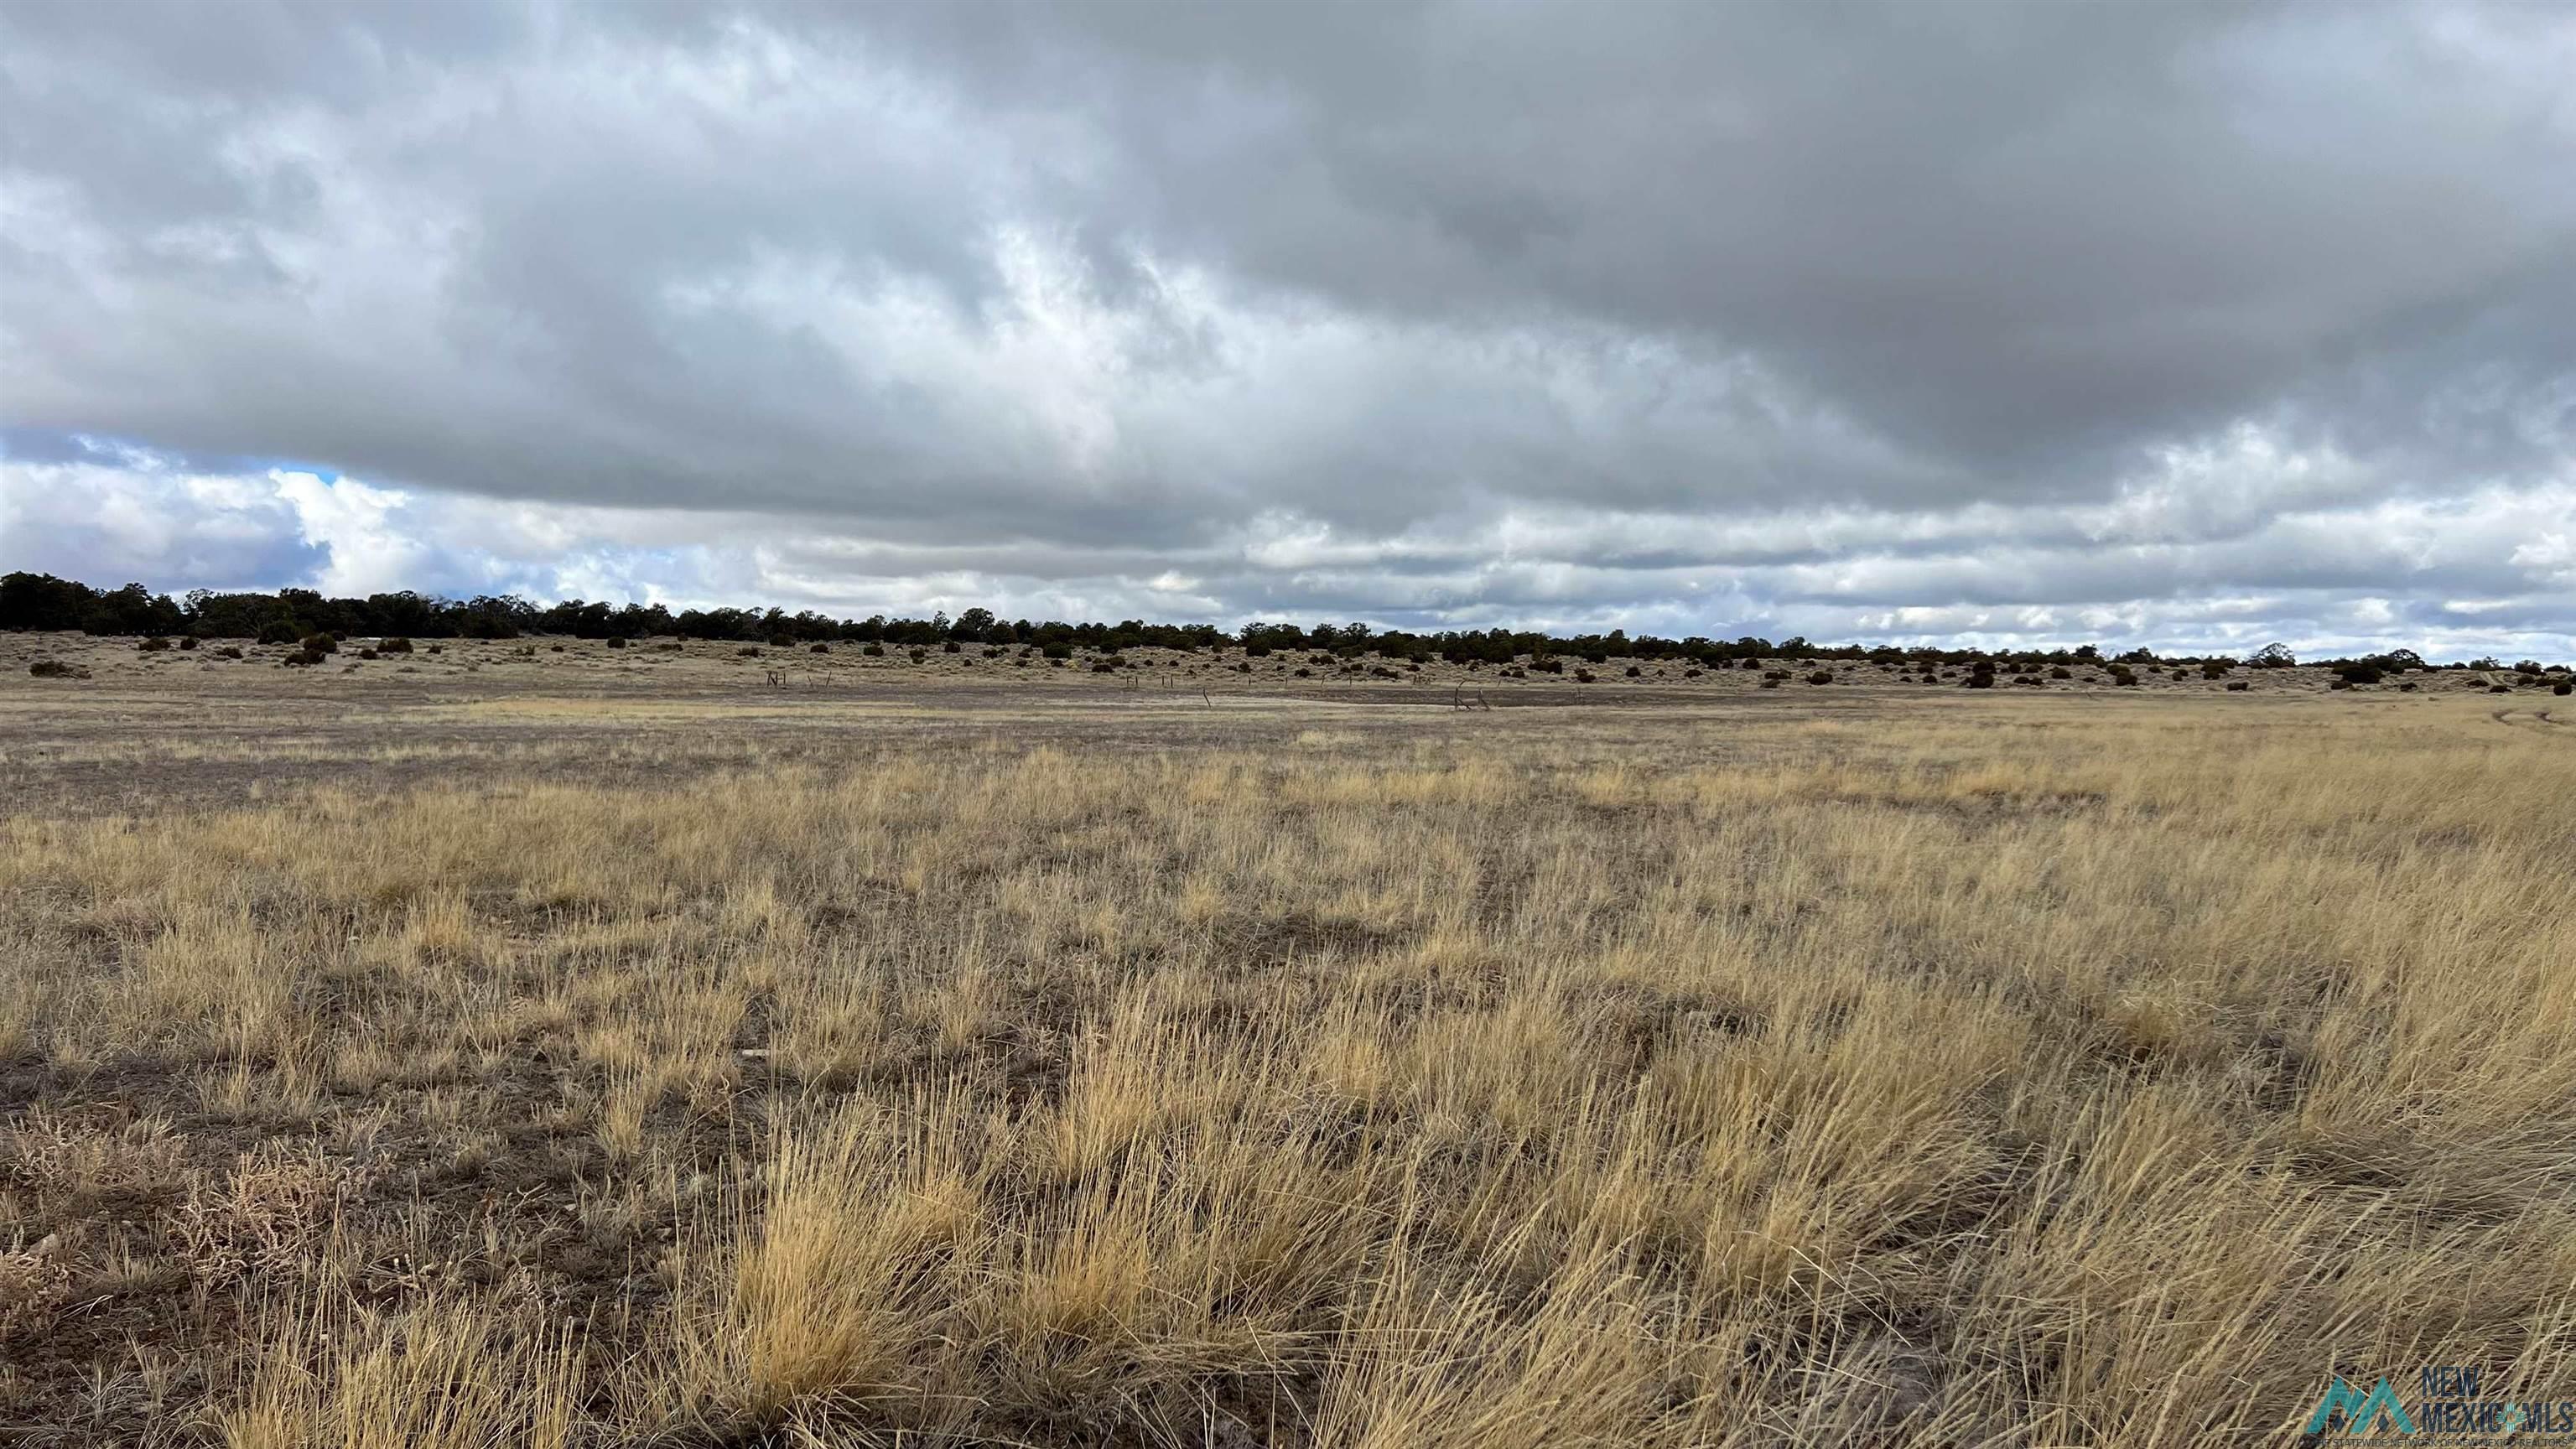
[3,637,2570,1446]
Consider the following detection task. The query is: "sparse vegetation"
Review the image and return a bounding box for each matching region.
[0,683,2568,1446]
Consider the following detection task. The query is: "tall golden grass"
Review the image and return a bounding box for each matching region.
[3,699,2570,1444]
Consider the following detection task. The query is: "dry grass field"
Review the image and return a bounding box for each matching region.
[3,652,2572,1446]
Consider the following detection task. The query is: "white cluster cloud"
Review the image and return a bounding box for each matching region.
[7,434,2568,658]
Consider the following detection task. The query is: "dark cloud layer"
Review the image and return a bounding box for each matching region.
[2,0,2570,652]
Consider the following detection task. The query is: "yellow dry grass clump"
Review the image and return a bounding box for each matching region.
[2,698,2572,1445]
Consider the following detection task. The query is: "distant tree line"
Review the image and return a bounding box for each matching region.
[1,571,2559,673]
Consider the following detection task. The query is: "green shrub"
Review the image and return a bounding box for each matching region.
[908,648,927,663]
[1806,670,1833,685]
[257,620,302,646]
[137,636,171,652]
[215,646,242,659]
[2051,666,2072,679]
[179,636,200,651]
[300,633,339,655]
[770,633,795,647]
[282,647,325,667]
[2225,681,2250,692]
[1574,668,1597,683]
[606,636,628,649]
[862,643,885,657]
[380,636,414,653]
[810,642,830,654]
[29,659,88,678]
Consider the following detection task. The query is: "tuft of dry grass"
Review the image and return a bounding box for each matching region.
[3,690,2572,1445]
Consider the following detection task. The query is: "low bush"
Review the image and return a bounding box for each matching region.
[301,633,339,656]
[179,636,199,651]
[2051,666,2073,679]
[1761,678,1782,688]
[1624,665,1642,678]
[215,646,242,659]
[769,633,796,647]
[863,643,885,657]
[1806,671,1833,685]
[1573,668,1596,683]
[2555,682,2572,696]
[282,647,326,667]
[943,641,961,653]
[2225,681,2250,692]
[908,648,927,663]
[810,642,830,654]
[606,636,627,649]
[28,659,88,678]
[257,620,303,646]
[358,647,380,660]
[380,636,414,653]
[138,636,171,652]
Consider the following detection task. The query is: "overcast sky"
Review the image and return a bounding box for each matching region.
[3,1,2571,652]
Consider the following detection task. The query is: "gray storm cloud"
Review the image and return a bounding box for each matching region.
[2,0,2570,652]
